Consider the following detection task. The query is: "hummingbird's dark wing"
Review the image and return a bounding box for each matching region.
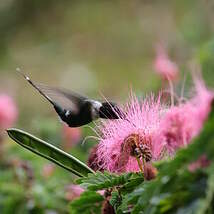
[21,73,88,115]
[30,84,87,114]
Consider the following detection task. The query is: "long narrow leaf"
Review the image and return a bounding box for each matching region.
[7,128,94,177]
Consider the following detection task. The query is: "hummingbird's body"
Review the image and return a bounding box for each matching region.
[53,100,100,127]
[20,73,122,127]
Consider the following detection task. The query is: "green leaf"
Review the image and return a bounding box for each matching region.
[7,128,94,177]
[120,175,144,194]
[76,171,135,191]
[109,191,121,211]
[69,191,104,214]
[76,172,144,213]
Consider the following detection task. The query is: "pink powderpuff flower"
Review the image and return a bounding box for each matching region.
[188,155,211,172]
[65,184,84,201]
[96,94,166,173]
[154,46,179,81]
[160,103,195,154]
[62,125,82,149]
[191,77,213,130]
[161,77,213,154]
[0,94,18,130]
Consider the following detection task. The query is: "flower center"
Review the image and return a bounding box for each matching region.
[122,133,152,162]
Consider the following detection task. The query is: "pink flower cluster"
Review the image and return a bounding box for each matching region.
[161,78,213,154]
[93,76,213,173]
[0,94,18,131]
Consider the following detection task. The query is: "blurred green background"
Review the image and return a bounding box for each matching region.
[1,0,214,213]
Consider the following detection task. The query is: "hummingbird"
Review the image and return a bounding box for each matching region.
[20,72,123,127]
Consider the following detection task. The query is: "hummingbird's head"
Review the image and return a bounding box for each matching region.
[99,102,124,119]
